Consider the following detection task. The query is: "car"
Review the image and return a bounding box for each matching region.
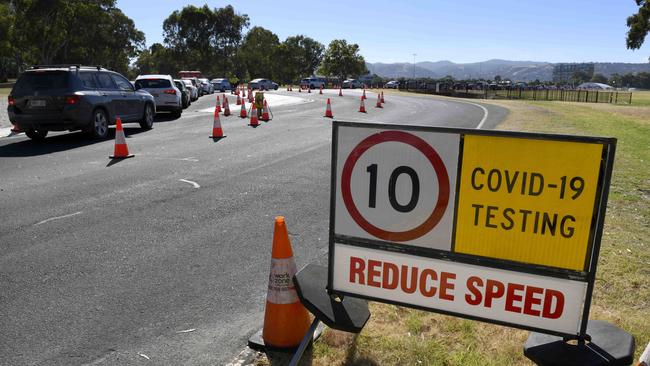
[385,80,399,89]
[173,79,191,109]
[182,77,203,96]
[249,78,278,91]
[300,77,325,89]
[135,75,183,118]
[342,79,363,89]
[198,78,214,94]
[181,79,199,101]
[210,78,231,92]
[7,65,155,140]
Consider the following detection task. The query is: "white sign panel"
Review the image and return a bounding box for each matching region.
[333,243,587,335]
[334,126,459,250]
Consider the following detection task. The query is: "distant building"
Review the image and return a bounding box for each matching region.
[552,63,594,82]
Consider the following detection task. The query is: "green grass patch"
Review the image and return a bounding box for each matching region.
[631,90,650,106]
[301,98,649,366]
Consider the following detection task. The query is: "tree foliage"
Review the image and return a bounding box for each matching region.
[626,0,650,49]
[318,39,367,81]
[162,4,249,76]
[7,0,144,76]
[239,26,280,80]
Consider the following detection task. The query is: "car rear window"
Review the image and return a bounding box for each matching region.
[13,71,69,94]
[174,81,184,89]
[135,79,172,89]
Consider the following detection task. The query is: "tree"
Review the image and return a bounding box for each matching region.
[163,4,249,76]
[0,1,14,81]
[284,35,324,77]
[239,27,280,80]
[318,39,367,82]
[590,73,608,83]
[571,71,591,85]
[626,0,650,49]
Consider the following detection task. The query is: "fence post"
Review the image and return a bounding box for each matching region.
[629,93,632,104]
[615,92,618,104]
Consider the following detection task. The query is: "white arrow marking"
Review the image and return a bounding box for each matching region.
[179,179,200,189]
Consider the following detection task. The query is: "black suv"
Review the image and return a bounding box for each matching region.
[7,65,156,140]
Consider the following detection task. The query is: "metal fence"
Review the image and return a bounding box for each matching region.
[399,82,633,104]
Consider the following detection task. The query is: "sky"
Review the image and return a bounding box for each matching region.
[116,0,650,64]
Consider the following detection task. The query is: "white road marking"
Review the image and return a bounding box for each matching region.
[444,99,489,129]
[35,211,83,226]
[179,179,200,189]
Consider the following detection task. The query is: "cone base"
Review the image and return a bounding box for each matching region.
[109,154,134,159]
[247,325,324,353]
[209,135,227,139]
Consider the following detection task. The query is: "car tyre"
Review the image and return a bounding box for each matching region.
[25,128,48,141]
[140,103,154,130]
[87,108,109,139]
[172,107,182,118]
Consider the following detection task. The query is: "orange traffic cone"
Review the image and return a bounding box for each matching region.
[240,99,247,118]
[249,106,260,127]
[224,97,231,116]
[236,86,240,96]
[261,216,311,348]
[359,96,367,113]
[289,85,293,91]
[249,91,254,104]
[338,86,343,97]
[222,94,227,109]
[381,91,385,103]
[299,87,302,93]
[362,88,366,100]
[236,94,241,106]
[308,87,311,93]
[324,98,333,118]
[10,123,21,133]
[261,99,271,121]
[375,93,383,108]
[216,95,222,113]
[209,107,225,138]
[242,88,246,98]
[109,117,134,159]
[319,85,323,95]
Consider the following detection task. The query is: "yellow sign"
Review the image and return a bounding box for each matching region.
[454,135,603,271]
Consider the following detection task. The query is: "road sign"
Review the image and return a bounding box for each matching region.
[328,121,616,338]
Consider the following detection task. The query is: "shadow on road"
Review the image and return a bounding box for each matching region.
[0,127,146,157]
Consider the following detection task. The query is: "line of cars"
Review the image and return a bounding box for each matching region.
[6,65,226,141]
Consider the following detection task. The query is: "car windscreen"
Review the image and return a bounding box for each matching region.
[135,79,171,89]
[13,71,69,94]
[182,80,192,86]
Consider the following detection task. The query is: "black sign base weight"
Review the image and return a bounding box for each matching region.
[524,320,634,365]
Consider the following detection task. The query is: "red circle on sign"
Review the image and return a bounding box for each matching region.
[341,130,450,242]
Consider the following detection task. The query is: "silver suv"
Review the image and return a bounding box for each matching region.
[8,65,155,140]
[135,75,182,118]
[249,78,278,90]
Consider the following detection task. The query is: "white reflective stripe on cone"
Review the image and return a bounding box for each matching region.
[115,130,126,145]
[266,257,299,304]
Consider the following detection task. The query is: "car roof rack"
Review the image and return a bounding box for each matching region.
[30,65,104,71]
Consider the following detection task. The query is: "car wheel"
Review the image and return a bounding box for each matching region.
[87,108,109,139]
[25,128,48,141]
[140,103,154,130]
[172,107,182,118]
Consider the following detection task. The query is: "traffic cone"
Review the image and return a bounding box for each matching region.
[319,85,323,95]
[209,107,225,138]
[381,91,385,103]
[338,86,343,97]
[362,88,366,100]
[261,99,271,121]
[222,94,227,109]
[236,94,241,106]
[308,87,311,93]
[240,99,247,118]
[287,85,290,91]
[359,96,367,113]
[224,97,231,116]
[299,87,302,93]
[10,123,21,133]
[324,98,333,118]
[236,86,240,96]
[242,88,246,98]
[249,106,260,127]
[109,117,134,159]
[261,216,311,348]
[289,85,293,91]
[216,95,221,113]
[249,91,254,104]
[375,93,383,108]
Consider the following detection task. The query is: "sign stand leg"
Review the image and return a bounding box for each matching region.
[523,320,634,365]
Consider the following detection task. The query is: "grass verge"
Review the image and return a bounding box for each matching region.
[296,97,648,365]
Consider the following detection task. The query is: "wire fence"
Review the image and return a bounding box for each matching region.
[399,83,633,104]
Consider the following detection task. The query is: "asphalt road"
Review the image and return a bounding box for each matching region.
[0,89,507,366]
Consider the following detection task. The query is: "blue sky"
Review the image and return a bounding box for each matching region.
[116,0,650,64]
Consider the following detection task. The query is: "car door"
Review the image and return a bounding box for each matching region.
[111,73,139,121]
[95,71,121,121]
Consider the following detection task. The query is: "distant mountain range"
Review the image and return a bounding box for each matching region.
[366,59,650,81]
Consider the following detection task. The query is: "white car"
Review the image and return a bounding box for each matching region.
[198,78,214,94]
[342,79,363,89]
[181,79,199,101]
[300,77,325,89]
[385,80,399,89]
[135,74,183,118]
[249,78,278,90]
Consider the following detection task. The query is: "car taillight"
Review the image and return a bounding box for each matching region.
[8,96,15,106]
[65,95,81,105]
[164,89,176,95]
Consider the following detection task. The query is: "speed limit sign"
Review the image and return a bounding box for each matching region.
[333,123,459,250]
